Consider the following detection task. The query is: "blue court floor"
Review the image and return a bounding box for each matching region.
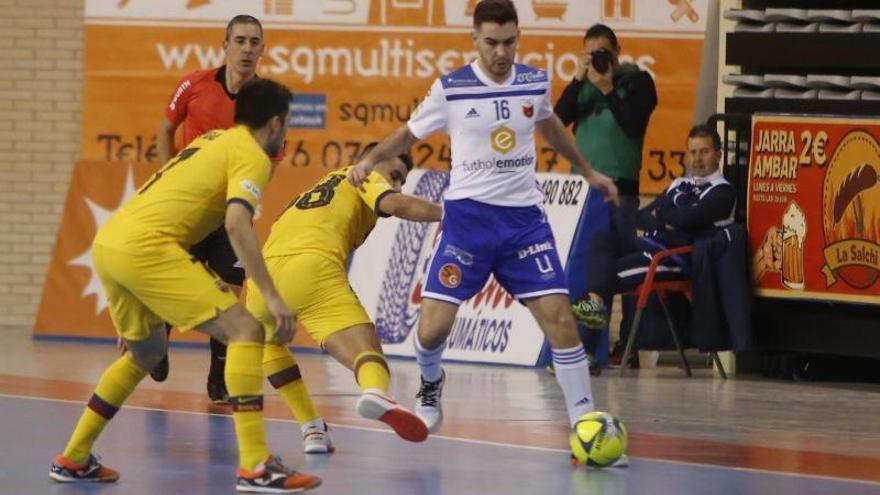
[4,394,880,495]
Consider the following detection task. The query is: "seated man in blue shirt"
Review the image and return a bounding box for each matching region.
[572,124,736,328]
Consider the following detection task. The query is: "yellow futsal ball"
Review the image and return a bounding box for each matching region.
[569,411,627,467]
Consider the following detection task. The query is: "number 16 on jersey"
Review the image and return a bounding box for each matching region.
[493,100,510,120]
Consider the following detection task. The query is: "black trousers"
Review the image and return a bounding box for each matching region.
[583,232,690,352]
[188,226,245,383]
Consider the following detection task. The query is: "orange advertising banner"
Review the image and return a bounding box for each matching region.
[36,0,709,339]
[748,115,880,305]
[80,0,706,193]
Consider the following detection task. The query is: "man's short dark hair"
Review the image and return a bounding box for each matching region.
[473,0,518,27]
[584,23,619,50]
[361,141,413,171]
[226,14,263,41]
[397,152,414,171]
[234,78,291,129]
[688,123,722,151]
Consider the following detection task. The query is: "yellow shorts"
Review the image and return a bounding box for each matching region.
[93,242,239,342]
[245,253,371,347]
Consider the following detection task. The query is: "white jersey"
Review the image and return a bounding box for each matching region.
[407,61,552,207]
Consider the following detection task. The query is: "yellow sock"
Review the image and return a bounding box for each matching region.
[353,351,390,393]
[263,344,320,424]
[62,354,148,463]
[226,342,269,472]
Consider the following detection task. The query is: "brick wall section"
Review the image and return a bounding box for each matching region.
[0,0,84,328]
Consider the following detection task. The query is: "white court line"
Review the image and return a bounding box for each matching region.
[2,392,879,488]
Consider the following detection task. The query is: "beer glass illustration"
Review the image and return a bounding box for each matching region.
[781,201,806,290]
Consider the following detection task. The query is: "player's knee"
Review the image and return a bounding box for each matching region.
[417,319,453,349]
[546,328,580,349]
[532,298,575,328]
[123,325,168,371]
[544,316,581,349]
[417,300,457,348]
[129,347,166,372]
[213,304,265,344]
[551,307,577,329]
[533,300,579,345]
[228,315,264,344]
[418,329,448,350]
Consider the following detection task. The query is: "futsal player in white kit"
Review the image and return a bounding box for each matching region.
[348,0,621,457]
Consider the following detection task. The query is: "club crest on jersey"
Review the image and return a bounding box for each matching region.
[522,100,534,118]
[439,263,462,288]
[491,126,516,154]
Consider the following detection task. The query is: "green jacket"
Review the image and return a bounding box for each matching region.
[554,64,657,192]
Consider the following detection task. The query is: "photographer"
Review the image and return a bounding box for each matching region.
[555,24,657,369]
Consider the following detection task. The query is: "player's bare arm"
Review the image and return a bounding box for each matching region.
[349,126,419,186]
[536,114,620,205]
[156,117,179,164]
[378,193,442,222]
[225,202,295,344]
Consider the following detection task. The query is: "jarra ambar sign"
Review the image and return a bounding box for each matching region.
[748,115,880,305]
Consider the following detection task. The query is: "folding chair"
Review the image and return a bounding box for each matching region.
[618,245,727,379]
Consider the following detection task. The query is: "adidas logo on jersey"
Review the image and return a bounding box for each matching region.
[465,107,480,119]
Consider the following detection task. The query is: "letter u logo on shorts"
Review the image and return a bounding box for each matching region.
[535,255,554,274]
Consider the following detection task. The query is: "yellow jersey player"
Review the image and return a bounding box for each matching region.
[246,145,441,443]
[50,79,321,493]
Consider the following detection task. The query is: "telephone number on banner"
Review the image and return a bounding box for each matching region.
[540,178,584,206]
[285,139,572,172]
[284,139,687,191]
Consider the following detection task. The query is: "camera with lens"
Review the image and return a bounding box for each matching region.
[590,49,613,74]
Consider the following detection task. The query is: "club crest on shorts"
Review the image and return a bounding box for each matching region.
[439,263,462,288]
[522,100,534,118]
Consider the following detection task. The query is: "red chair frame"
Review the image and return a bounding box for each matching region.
[618,245,727,379]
